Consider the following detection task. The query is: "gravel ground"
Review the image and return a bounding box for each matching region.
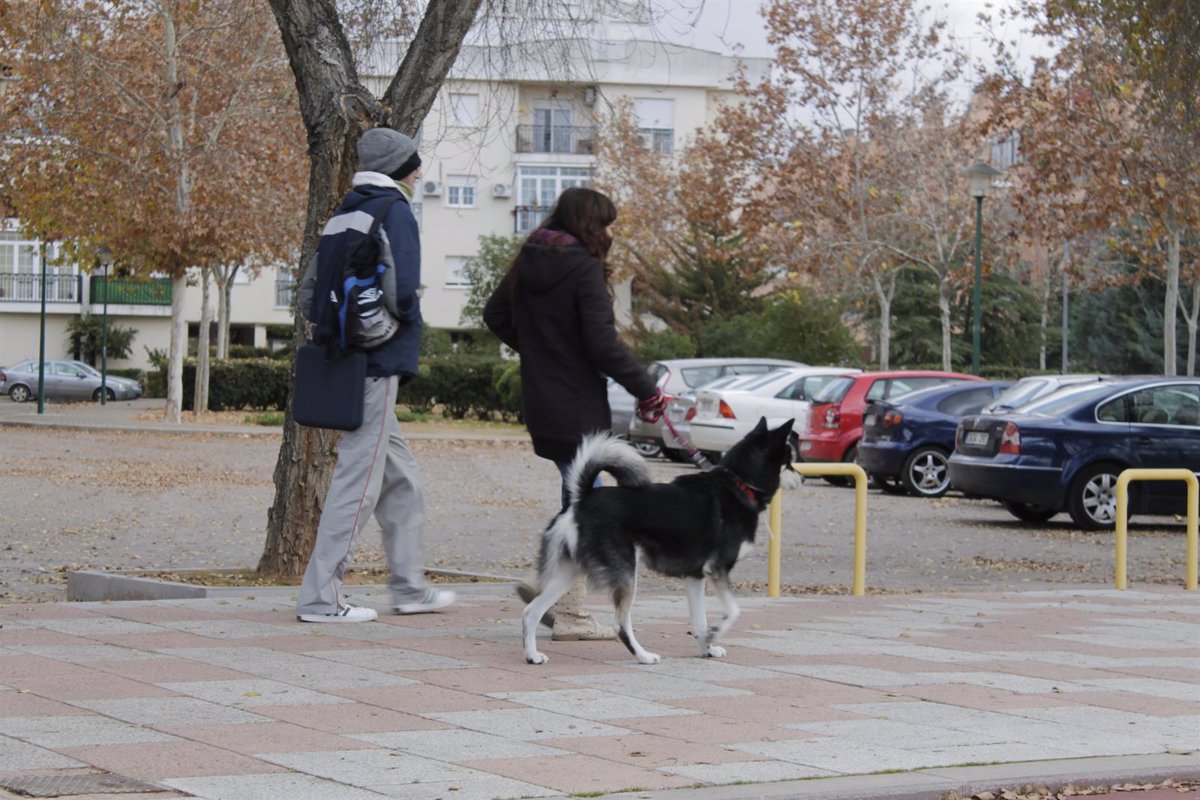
[0,425,1195,603]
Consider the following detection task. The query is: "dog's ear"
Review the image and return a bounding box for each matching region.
[753,417,768,434]
[777,418,795,436]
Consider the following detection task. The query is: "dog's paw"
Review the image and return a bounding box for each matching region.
[526,652,548,665]
[636,651,661,665]
[703,645,727,658]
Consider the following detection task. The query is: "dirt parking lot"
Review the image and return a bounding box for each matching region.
[0,425,1194,602]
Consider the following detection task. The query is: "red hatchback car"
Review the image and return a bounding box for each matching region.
[798,370,982,481]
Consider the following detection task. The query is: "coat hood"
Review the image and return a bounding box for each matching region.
[517,230,593,293]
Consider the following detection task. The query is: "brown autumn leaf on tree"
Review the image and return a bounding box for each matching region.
[0,0,307,421]
[595,99,774,341]
[979,1,1200,375]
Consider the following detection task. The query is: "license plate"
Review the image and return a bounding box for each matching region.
[800,440,813,451]
[965,431,989,446]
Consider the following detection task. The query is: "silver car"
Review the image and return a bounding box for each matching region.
[628,357,806,461]
[0,359,143,403]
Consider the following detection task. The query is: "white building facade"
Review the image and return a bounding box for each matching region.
[0,22,765,371]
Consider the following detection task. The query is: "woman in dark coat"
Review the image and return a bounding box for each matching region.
[484,187,664,640]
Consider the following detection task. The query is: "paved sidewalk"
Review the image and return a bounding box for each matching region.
[1,585,1198,799]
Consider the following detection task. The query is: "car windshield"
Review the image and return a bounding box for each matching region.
[811,376,855,404]
[990,379,1050,410]
[74,363,101,377]
[737,371,791,392]
[1021,383,1119,416]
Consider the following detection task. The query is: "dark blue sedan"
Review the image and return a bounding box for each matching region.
[858,381,1011,497]
[948,377,1200,529]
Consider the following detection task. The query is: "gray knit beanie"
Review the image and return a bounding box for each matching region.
[357,128,418,176]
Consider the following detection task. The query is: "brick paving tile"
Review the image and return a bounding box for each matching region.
[55,740,286,780]
[462,752,697,794]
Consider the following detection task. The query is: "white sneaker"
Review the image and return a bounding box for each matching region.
[393,588,456,615]
[297,604,378,623]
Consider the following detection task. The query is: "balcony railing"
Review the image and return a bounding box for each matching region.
[0,273,82,303]
[515,205,551,234]
[515,125,597,155]
[90,276,172,306]
[638,127,674,155]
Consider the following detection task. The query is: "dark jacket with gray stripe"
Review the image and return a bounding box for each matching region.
[299,174,422,381]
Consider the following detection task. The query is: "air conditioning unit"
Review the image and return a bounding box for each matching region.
[422,180,442,196]
[491,182,513,198]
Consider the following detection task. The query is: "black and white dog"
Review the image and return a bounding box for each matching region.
[522,417,796,665]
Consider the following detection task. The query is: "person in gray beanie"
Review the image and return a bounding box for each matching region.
[295,127,453,623]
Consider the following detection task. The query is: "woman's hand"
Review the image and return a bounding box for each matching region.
[635,388,668,423]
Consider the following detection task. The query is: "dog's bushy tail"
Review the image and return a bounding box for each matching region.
[566,433,651,506]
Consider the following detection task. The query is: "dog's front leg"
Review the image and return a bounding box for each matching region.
[523,569,575,665]
[706,574,740,653]
[686,577,723,658]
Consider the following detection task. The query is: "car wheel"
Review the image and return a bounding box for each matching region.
[873,474,907,495]
[9,384,31,403]
[901,446,951,498]
[824,444,856,487]
[700,451,724,465]
[1068,463,1125,530]
[632,440,662,459]
[92,387,116,402]
[1003,500,1058,522]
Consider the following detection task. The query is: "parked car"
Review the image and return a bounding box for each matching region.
[0,359,143,403]
[689,367,862,462]
[628,357,805,461]
[858,380,1011,497]
[659,373,768,462]
[948,376,1200,530]
[798,370,982,485]
[606,376,641,445]
[981,373,1109,414]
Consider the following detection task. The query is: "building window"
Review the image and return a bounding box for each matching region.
[445,255,471,288]
[0,229,79,302]
[446,175,477,208]
[515,166,592,233]
[990,130,1021,169]
[275,271,296,308]
[635,97,674,155]
[448,93,479,127]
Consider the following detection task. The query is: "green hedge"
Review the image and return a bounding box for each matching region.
[181,359,291,411]
[151,351,523,418]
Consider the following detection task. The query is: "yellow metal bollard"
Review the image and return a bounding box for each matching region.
[1114,468,1198,591]
[767,462,868,597]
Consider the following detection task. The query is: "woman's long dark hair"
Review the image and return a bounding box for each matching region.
[538,186,617,263]
[504,187,618,306]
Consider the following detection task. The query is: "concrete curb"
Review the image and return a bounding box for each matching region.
[589,753,1200,800]
[65,566,522,601]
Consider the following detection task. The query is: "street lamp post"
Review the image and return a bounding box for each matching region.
[964,161,1001,376]
[36,240,48,415]
[95,246,114,405]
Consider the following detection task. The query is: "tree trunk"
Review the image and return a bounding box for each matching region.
[260,0,484,577]
[1181,282,1200,377]
[1164,227,1181,377]
[872,272,893,370]
[938,274,952,372]
[1038,259,1053,372]
[194,266,213,414]
[165,270,187,424]
[216,265,236,359]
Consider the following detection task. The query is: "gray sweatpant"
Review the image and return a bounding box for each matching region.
[296,375,429,616]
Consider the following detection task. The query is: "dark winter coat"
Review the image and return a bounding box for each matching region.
[298,174,422,381]
[483,230,657,462]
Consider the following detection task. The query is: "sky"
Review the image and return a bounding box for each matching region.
[673,0,1051,91]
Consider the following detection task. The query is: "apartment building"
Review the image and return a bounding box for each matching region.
[0,16,766,371]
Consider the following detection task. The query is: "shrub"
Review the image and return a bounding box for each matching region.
[630,328,696,364]
[425,355,503,419]
[493,360,522,422]
[228,344,291,360]
[397,364,436,414]
[180,358,290,411]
